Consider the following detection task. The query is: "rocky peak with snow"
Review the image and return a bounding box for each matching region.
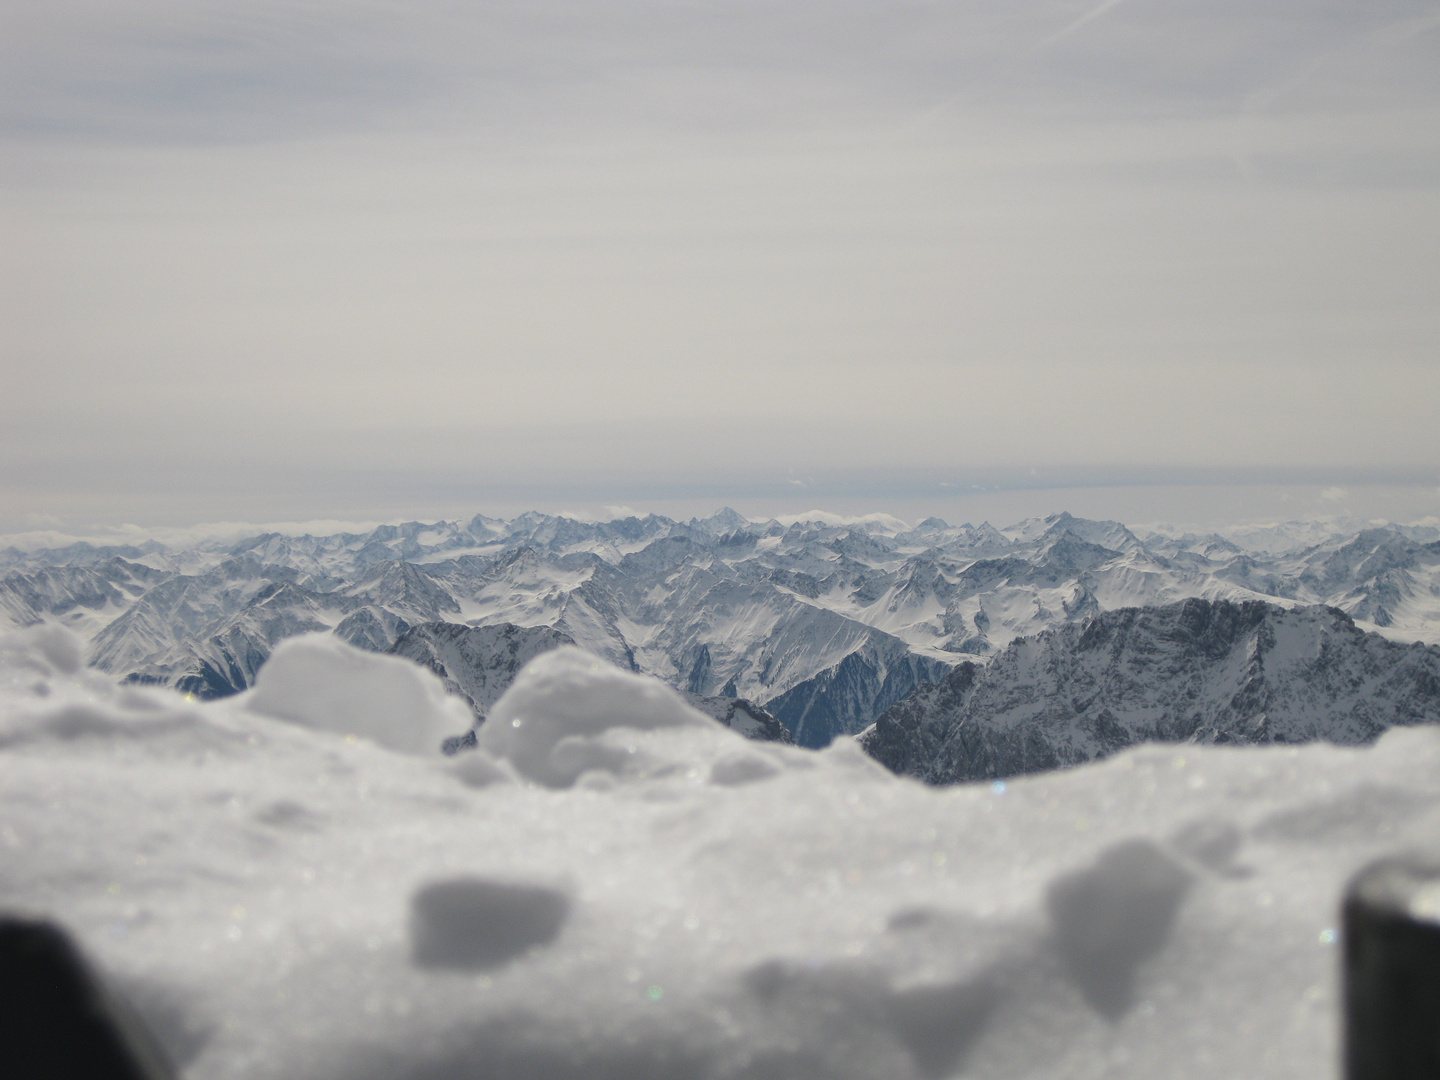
[861,597,1440,784]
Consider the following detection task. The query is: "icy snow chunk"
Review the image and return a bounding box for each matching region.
[0,625,91,686]
[245,633,471,755]
[448,750,517,788]
[0,628,226,750]
[1046,840,1193,1019]
[477,646,719,787]
[24,623,84,675]
[409,878,570,971]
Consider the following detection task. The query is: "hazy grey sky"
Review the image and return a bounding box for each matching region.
[4,0,1439,532]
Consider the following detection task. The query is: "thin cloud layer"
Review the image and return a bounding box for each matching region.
[6,1,1437,141]
[2,1,1437,531]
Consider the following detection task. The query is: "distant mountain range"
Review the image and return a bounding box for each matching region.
[4,510,1439,748]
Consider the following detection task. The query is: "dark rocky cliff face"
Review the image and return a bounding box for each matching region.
[861,598,1440,784]
[765,642,953,749]
[388,622,577,718]
[854,661,981,777]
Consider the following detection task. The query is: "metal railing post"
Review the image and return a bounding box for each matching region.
[1343,857,1440,1080]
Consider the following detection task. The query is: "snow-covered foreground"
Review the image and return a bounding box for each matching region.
[2,626,1434,1079]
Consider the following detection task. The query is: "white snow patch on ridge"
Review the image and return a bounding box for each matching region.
[2,625,1437,1079]
[476,646,720,788]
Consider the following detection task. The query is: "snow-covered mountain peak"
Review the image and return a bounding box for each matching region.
[690,506,750,535]
[1014,511,1142,553]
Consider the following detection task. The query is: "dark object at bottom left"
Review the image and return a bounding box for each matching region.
[0,915,174,1080]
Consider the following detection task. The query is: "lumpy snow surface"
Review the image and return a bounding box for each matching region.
[247,633,474,755]
[1,626,1435,1079]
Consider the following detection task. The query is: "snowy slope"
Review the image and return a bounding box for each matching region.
[861,598,1440,784]
[0,558,165,638]
[3,625,1438,1079]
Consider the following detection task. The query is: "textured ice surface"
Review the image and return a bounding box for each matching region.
[3,624,1439,1079]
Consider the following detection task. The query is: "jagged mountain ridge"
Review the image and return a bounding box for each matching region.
[860,598,1440,784]
[93,559,458,698]
[676,690,793,744]
[387,622,578,718]
[4,510,1439,745]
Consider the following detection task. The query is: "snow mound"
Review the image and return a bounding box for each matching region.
[0,624,93,685]
[246,633,472,755]
[0,626,231,752]
[476,645,727,787]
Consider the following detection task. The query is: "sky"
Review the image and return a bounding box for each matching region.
[3,0,1440,535]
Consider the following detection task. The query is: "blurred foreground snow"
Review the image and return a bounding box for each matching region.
[2,626,1435,1079]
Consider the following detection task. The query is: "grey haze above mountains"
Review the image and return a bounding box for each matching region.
[4,509,1440,749]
